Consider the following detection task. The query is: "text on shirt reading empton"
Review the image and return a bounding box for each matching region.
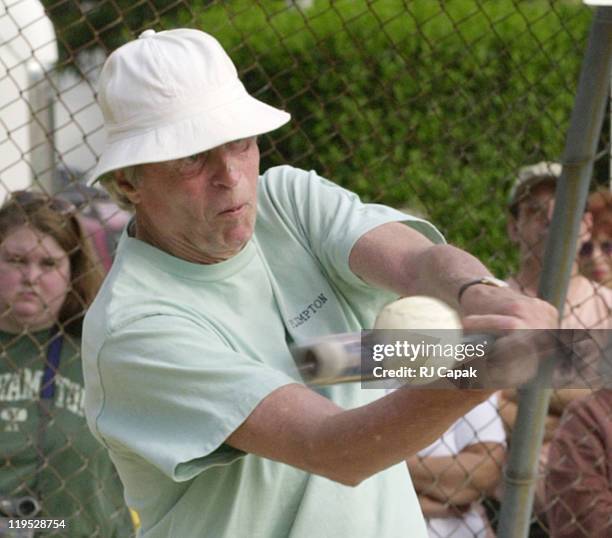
[288,293,328,328]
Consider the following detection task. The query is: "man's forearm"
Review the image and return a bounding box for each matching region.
[404,243,493,309]
[349,224,493,308]
[228,384,491,487]
[350,224,555,328]
[311,389,494,485]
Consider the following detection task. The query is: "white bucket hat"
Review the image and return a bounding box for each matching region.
[89,28,291,184]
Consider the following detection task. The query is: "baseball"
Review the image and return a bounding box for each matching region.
[373,296,463,384]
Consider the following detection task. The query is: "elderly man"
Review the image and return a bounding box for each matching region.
[506,161,612,329]
[499,162,612,535]
[503,162,611,405]
[82,29,555,538]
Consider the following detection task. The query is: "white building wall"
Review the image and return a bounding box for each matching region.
[0,0,57,199]
[1,0,106,201]
[53,50,105,180]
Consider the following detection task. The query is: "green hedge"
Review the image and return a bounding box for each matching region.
[47,0,597,275]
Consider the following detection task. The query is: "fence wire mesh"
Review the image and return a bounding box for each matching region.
[1,0,611,537]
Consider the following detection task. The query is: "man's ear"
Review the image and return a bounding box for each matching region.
[115,170,141,205]
[507,215,519,244]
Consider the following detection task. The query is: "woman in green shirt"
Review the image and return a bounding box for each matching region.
[0,191,133,537]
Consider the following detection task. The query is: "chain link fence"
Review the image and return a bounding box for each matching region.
[1,0,610,536]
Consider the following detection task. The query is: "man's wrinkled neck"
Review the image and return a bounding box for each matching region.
[132,214,244,265]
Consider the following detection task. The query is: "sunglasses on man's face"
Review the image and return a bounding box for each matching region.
[579,240,612,257]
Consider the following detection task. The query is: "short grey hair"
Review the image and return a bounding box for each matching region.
[99,166,140,211]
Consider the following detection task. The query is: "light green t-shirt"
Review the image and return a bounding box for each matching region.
[82,166,445,538]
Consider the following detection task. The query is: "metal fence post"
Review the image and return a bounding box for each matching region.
[26,60,56,192]
[497,6,612,537]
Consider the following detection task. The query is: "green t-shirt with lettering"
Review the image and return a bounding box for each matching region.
[0,329,133,537]
[83,166,445,538]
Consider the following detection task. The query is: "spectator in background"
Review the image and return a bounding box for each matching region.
[578,188,612,289]
[545,387,611,538]
[408,394,505,538]
[545,190,612,538]
[505,162,611,330]
[499,162,612,534]
[0,192,133,537]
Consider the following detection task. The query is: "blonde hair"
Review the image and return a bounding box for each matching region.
[0,193,104,334]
